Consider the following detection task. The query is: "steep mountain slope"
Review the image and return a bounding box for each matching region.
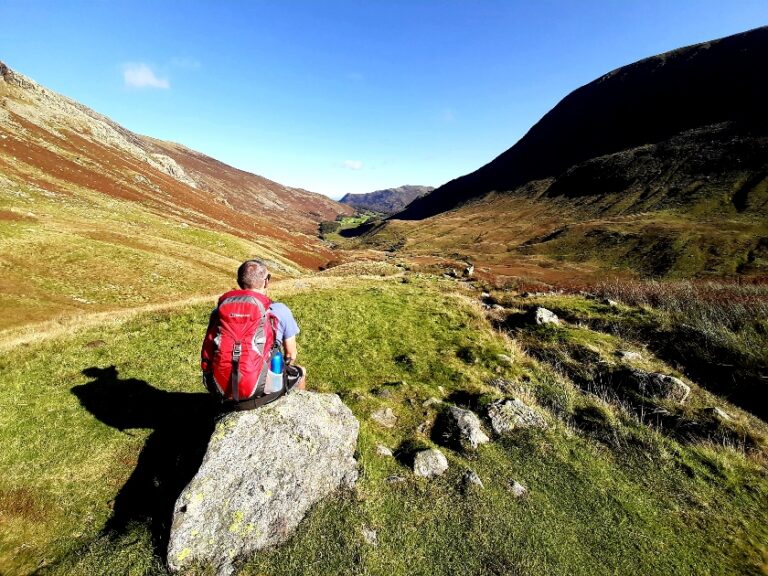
[0,62,350,329]
[374,27,768,280]
[398,26,768,221]
[340,185,434,213]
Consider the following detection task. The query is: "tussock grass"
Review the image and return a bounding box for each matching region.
[1,277,767,575]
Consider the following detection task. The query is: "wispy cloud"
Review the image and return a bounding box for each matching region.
[342,160,364,170]
[123,63,170,89]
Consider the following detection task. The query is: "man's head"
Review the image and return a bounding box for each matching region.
[237,259,270,291]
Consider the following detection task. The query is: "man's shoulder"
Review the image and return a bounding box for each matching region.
[268,302,293,314]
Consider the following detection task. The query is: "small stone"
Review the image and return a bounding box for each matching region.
[481,292,491,299]
[491,304,505,311]
[487,399,548,434]
[531,307,560,325]
[464,264,475,277]
[413,449,448,478]
[376,444,393,457]
[416,421,430,435]
[508,480,527,498]
[361,526,378,547]
[371,407,398,428]
[463,469,484,490]
[601,298,619,307]
[496,354,514,366]
[422,397,442,408]
[622,370,691,403]
[386,475,406,484]
[617,350,642,361]
[706,407,732,421]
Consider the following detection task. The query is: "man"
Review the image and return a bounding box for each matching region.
[235,259,306,391]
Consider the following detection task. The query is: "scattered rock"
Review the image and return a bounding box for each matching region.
[601,298,619,307]
[617,350,642,361]
[386,475,406,484]
[422,397,442,408]
[371,407,398,428]
[620,369,691,403]
[376,444,393,457]
[464,264,475,277]
[463,469,484,490]
[531,307,560,325]
[491,304,505,311]
[167,392,359,575]
[361,526,378,547]
[508,480,528,498]
[496,354,514,366]
[373,388,393,399]
[438,406,490,451]
[413,448,448,478]
[706,407,732,421]
[481,292,491,299]
[487,399,548,434]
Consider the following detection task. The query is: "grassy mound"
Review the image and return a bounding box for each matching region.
[0,277,766,575]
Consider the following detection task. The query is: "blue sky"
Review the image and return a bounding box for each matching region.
[2,1,766,199]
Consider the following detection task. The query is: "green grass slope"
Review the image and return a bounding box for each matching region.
[0,276,766,575]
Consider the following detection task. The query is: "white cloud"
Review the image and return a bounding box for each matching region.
[123,63,170,89]
[342,160,364,170]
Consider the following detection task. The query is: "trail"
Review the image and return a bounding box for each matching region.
[0,275,360,353]
[0,293,221,353]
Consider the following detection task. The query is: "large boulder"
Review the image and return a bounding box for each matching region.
[413,448,449,478]
[487,398,548,434]
[167,392,359,575]
[530,307,560,325]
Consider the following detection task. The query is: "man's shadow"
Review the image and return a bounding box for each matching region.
[72,366,219,555]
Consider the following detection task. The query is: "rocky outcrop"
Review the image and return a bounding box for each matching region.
[619,369,691,403]
[531,307,560,325]
[487,398,548,434]
[436,406,490,451]
[167,392,359,575]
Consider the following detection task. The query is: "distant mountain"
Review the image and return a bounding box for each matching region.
[340,185,434,213]
[397,26,768,221]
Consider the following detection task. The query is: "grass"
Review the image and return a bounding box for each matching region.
[0,276,767,575]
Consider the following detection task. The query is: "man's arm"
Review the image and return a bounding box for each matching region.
[283,335,298,364]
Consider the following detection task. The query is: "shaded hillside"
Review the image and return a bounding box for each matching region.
[398,26,768,220]
[340,185,434,213]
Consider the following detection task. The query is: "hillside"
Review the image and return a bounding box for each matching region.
[0,62,350,330]
[1,272,766,575]
[340,185,434,214]
[373,27,768,280]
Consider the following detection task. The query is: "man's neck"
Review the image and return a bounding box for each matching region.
[247,287,267,296]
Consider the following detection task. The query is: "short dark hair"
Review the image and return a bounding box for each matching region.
[237,259,269,289]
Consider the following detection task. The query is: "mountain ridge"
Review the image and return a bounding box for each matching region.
[339,185,434,213]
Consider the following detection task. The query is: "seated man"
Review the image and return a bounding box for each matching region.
[236,259,306,390]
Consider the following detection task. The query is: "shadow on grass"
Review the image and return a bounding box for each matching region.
[71,366,219,558]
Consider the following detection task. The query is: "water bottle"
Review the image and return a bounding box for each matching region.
[265,350,283,394]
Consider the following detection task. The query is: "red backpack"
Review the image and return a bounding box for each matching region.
[201,290,279,405]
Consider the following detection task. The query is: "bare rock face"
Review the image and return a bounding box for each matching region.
[167,392,359,575]
[487,399,548,434]
[437,405,490,451]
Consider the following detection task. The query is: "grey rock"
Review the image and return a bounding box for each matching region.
[531,307,560,325]
[491,304,505,311]
[371,407,398,428]
[617,350,642,361]
[496,354,514,366]
[376,444,393,457]
[167,392,359,575]
[386,475,406,484]
[509,480,528,498]
[464,264,475,277]
[487,399,548,434]
[602,298,619,307]
[413,449,448,478]
[361,526,378,547]
[463,469,484,490]
[438,406,490,451]
[623,369,691,403]
[481,292,491,299]
[422,397,442,408]
[706,406,732,421]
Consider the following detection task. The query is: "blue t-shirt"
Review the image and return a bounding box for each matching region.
[269,302,300,344]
